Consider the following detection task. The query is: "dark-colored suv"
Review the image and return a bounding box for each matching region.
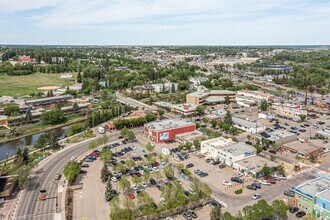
[231,177,243,183]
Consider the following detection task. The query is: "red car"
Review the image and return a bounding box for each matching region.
[129,193,135,199]
[135,172,142,177]
[264,178,276,184]
[154,161,160,167]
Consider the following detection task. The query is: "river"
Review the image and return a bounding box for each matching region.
[0,126,69,161]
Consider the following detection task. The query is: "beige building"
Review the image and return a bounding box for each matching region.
[186,86,236,105]
[271,103,307,121]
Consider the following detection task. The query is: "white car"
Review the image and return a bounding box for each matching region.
[132,146,136,150]
[174,157,181,162]
[235,172,243,177]
[152,167,159,172]
[132,185,138,190]
[275,174,287,180]
[165,217,173,220]
[324,148,330,153]
[259,180,271,186]
[139,170,144,175]
[111,177,118,182]
[223,181,232,186]
[70,156,76,161]
[142,165,149,169]
[140,182,147,188]
[252,193,261,200]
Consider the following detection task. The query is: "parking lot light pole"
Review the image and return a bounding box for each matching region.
[49,181,59,213]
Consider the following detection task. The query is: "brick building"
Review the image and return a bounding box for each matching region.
[144,119,196,143]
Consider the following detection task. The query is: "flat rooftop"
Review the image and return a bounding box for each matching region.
[145,119,195,132]
[236,155,279,172]
[232,116,264,128]
[295,176,330,199]
[283,140,324,153]
[266,130,297,141]
[221,143,256,156]
[201,137,236,149]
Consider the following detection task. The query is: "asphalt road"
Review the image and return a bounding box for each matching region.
[13,137,97,220]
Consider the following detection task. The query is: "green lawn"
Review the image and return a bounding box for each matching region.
[0,72,77,97]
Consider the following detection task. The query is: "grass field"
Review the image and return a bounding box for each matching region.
[0,72,77,97]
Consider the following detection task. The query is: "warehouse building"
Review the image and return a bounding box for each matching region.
[144,119,196,143]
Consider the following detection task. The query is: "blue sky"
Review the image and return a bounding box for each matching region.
[0,0,329,45]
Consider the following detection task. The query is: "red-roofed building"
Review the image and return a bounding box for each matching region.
[18,55,32,63]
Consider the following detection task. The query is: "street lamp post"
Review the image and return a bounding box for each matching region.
[49,181,58,213]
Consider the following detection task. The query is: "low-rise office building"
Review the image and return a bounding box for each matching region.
[232,116,266,134]
[271,103,308,121]
[200,137,256,167]
[175,130,204,145]
[144,119,196,143]
[186,86,236,105]
[281,140,324,159]
[257,130,297,146]
[171,103,197,117]
[235,156,279,178]
[316,127,330,138]
[294,176,330,219]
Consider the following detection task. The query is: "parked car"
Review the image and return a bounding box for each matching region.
[210,200,222,207]
[296,211,306,218]
[219,164,226,169]
[85,158,93,162]
[223,181,232,186]
[187,210,197,218]
[140,182,147,188]
[259,180,271,186]
[268,149,277,154]
[284,189,295,197]
[186,163,194,168]
[150,178,157,185]
[81,164,89,168]
[55,173,61,180]
[231,177,243,183]
[182,211,193,220]
[111,177,118,182]
[247,185,258,190]
[289,206,299,213]
[252,193,261,200]
[128,193,135,199]
[251,183,261,189]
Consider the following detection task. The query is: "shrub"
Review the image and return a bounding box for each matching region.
[235,188,243,194]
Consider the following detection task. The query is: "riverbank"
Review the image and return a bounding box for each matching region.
[0,116,87,145]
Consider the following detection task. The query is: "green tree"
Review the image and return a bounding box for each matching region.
[15,165,32,189]
[299,114,307,122]
[48,130,60,148]
[100,148,113,163]
[34,134,48,149]
[101,162,110,183]
[224,95,230,105]
[145,114,156,122]
[223,111,233,125]
[157,108,165,116]
[105,177,116,202]
[277,165,286,176]
[196,105,206,116]
[22,147,29,164]
[25,109,33,123]
[261,165,272,177]
[119,176,131,192]
[272,199,289,218]
[193,138,200,150]
[41,109,67,125]
[211,119,218,128]
[259,99,269,111]
[72,102,79,111]
[210,206,225,220]
[4,105,19,116]
[146,142,155,153]
[164,166,174,179]
[77,71,82,83]
[63,161,81,184]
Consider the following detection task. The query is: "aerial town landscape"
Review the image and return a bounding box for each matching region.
[0,1,330,220]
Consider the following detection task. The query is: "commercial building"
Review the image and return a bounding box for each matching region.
[236,90,273,102]
[171,103,197,117]
[232,116,266,134]
[316,127,330,138]
[294,176,330,219]
[281,140,324,159]
[205,109,227,122]
[235,156,279,178]
[200,137,256,167]
[189,77,209,89]
[257,130,297,146]
[271,103,308,121]
[186,86,236,105]
[175,130,204,145]
[25,95,72,110]
[144,119,196,143]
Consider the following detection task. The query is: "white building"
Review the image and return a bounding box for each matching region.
[271,103,307,121]
[151,82,178,93]
[200,137,256,167]
[189,77,209,89]
[232,116,266,134]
